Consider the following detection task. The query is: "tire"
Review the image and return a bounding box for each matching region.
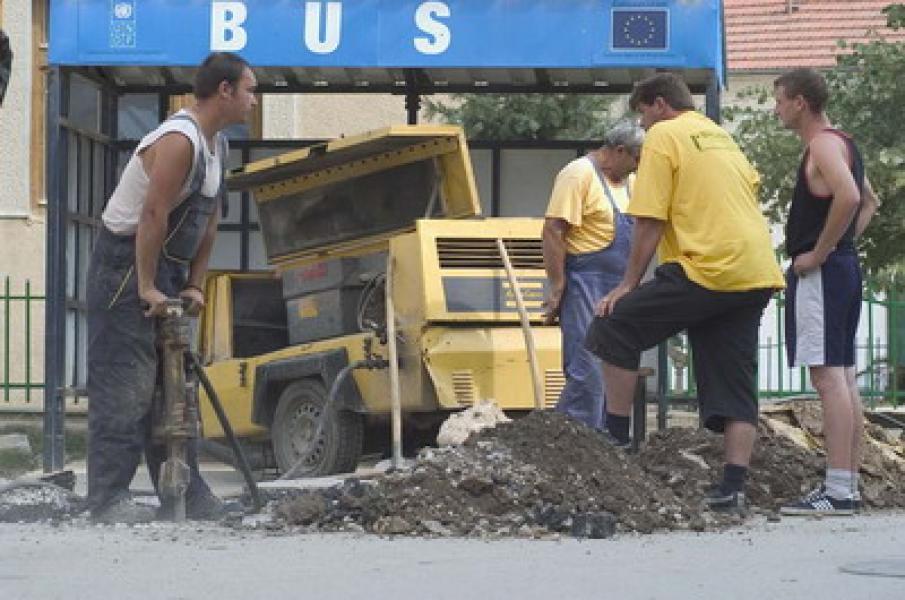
[271,378,364,477]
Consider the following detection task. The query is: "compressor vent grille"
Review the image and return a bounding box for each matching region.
[436,238,544,270]
[452,370,476,406]
[544,369,566,408]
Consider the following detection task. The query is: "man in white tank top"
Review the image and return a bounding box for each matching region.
[85,52,257,524]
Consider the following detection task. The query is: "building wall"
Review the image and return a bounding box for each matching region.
[263,93,441,139]
[0,0,45,409]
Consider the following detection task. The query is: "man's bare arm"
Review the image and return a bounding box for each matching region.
[135,133,193,315]
[808,135,861,259]
[542,217,570,325]
[855,176,879,238]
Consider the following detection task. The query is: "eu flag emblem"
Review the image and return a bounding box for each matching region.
[612,9,668,50]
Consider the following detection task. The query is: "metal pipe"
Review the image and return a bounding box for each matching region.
[496,239,544,410]
[385,255,404,468]
[43,67,67,473]
[187,352,263,513]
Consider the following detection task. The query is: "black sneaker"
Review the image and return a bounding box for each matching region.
[780,487,854,516]
[157,493,243,521]
[703,485,747,513]
[599,430,631,450]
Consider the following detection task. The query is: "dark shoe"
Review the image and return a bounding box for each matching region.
[703,485,747,513]
[599,430,631,450]
[92,496,157,525]
[186,493,243,521]
[780,487,854,516]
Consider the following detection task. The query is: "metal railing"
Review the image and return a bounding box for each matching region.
[663,283,904,407]
[1,276,45,407]
[4,270,902,411]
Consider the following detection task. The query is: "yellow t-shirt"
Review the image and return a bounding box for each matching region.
[544,157,632,255]
[628,111,784,291]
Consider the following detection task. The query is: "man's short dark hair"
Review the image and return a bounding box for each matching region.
[193,52,250,100]
[774,68,828,114]
[628,73,695,112]
[0,29,12,107]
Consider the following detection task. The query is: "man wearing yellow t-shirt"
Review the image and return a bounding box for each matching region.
[585,74,784,512]
[542,122,643,431]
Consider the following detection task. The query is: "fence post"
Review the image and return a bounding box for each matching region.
[867,283,875,409]
[25,279,32,404]
[4,275,9,403]
[891,281,900,406]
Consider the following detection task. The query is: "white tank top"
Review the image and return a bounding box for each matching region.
[102,110,223,235]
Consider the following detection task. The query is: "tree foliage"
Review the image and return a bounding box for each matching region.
[724,4,905,280]
[424,94,617,141]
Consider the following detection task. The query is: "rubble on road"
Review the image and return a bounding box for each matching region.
[268,402,905,538]
[4,400,904,537]
[0,480,80,523]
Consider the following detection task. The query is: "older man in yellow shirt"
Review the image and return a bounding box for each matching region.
[543,121,643,431]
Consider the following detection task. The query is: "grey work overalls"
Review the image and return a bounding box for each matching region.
[554,160,633,431]
[85,115,228,515]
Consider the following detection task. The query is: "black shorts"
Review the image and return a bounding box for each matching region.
[585,263,774,433]
[785,250,861,367]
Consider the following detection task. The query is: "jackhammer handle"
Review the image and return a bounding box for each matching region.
[186,351,263,513]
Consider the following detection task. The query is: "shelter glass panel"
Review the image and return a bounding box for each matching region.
[68,74,102,133]
[210,230,242,270]
[499,149,576,217]
[469,149,492,217]
[118,93,159,140]
[249,231,269,270]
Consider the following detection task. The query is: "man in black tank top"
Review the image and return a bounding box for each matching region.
[773,68,879,516]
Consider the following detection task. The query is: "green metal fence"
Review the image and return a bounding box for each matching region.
[1,276,44,406]
[2,273,902,411]
[663,282,905,407]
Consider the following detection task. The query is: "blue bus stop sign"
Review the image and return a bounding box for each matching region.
[50,0,724,84]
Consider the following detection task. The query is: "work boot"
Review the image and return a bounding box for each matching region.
[703,484,748,515]
[91,496,157,525]
[598,429,631,451]
[184,493,243,521]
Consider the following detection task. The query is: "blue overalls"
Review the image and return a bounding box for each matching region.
[85,114,228,515]
[555,161,633,431]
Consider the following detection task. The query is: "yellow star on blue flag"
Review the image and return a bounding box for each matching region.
[612,9,668,50]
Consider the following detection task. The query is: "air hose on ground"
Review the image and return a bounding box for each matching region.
[279,354,389,481]
[186,351,263,513]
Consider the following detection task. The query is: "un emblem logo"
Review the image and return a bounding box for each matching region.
[113,2,133,20]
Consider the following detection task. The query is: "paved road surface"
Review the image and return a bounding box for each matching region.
[1,512,904,599]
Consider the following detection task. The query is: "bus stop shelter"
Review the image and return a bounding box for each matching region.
[43,0,726,470]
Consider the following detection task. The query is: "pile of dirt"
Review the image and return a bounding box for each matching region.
[271,412,728,538]
[269,405,905,538]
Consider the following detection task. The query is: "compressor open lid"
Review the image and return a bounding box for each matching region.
[228,125,481,268]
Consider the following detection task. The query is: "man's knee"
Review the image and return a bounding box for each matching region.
[584,316,642,370]
[809,366,848,397]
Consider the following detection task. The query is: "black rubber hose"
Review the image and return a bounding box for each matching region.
[186,351,263,513]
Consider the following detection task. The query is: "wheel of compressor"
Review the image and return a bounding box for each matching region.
[271,379,364,477]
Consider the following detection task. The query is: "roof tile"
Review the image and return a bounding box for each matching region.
[725,0,905,71]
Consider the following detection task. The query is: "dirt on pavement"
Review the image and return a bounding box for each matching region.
[270,404,905,538]
[4,401,905,539]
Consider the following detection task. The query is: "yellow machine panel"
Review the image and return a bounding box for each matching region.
[391,218,549,324]
[228,125,482,269]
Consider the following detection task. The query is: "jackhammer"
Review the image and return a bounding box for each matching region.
[153,299,262,521]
